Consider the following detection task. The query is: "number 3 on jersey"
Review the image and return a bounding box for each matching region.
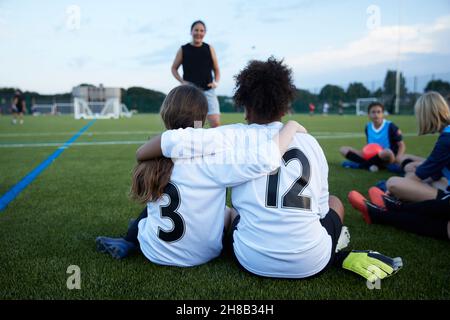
[158,182,185,242]
[266,148,311,210]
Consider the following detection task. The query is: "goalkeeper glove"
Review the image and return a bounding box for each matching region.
[342,250,403,283]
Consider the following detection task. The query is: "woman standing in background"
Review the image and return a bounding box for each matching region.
[171,20,221,127]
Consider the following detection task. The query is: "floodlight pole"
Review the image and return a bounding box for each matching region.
[395,71,400,114]
[394,0,403,114]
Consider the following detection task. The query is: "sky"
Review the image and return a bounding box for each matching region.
[1,0,450,95]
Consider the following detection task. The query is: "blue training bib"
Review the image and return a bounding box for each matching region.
[366,120,391,149]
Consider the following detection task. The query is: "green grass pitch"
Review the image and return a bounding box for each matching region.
[0,114,448,299]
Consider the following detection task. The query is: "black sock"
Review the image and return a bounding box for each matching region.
[346,151,365,164]
[124,207,148,245]
[366,154,384,167]
[365,202,387,223]
[400,158,414,171]
[369,204,449,240]
[383,195,404,212]
[333,251,351,267]
[437,189,450,201]
[401,198,450,220]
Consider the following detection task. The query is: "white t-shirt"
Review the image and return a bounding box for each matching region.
[159,122,332,277]
[138,124,281,267]
[232,122,331,278]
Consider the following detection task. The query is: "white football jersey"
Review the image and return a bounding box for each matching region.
[154,122,332,277]
[231,122,331,278]
[137,124,281,267]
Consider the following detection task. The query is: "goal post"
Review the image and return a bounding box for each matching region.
[74,98,122,119]
[32,85,132,119]
[355,98,379,116]
[31,104,54,116]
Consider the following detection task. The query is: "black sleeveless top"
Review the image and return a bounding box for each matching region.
[14,94,24,109]
[181,43,213,91]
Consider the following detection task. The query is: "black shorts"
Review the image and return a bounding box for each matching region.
[226,209,343,278]
[319,208,343,272]
[437,188,450,200]
[13,105,23,113]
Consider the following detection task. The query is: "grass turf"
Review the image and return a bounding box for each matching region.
[0,114,449,299]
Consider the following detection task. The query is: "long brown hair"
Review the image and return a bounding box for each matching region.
[130,85,208,203]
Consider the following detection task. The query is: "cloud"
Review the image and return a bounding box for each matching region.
[210,41,230,64]
[124,18,177,37]
[135,44,180,65]
[287,15,450,74]
[67,56,91,69]
[233,0,327,24]
[135,40,231,67]
[124,21,155,35]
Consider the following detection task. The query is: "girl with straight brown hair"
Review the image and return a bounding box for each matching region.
[96,84,306,265]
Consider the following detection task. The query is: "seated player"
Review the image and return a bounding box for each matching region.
[386,91,450,202]
[96,84,305,266]
[140,58,403,283]
[340,102,418,172]
[348,187,450,241]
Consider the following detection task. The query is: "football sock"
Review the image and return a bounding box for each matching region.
[368,201,449,240]
[400,158,414,171]
[124,207,148,245]
[346,151,365,164]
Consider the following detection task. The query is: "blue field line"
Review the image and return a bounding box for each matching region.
[0,120,96,212]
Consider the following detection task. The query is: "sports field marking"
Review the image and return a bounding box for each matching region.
[0,131,161,137]
[0,120,96,212]
[0,131,418,138]
[0,133,419,148]
[0,141,147,148]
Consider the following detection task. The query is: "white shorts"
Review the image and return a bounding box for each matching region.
[203,89,220,115]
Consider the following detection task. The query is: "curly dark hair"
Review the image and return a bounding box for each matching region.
[233,57,296,123]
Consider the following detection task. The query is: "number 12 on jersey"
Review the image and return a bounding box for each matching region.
[265,148,312,210]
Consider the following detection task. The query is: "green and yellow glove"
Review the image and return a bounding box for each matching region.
[342,250,403,283]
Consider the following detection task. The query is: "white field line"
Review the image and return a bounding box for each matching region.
[0,133,419,148]
[0,131,418,138]
[0,131,161,137]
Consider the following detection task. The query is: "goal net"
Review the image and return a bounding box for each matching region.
[31,104,54,115]
[31,103,75,116]
[32,99,131,119]
[355,98,378,116]
[74,98,121,119]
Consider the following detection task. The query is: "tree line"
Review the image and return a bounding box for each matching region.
[1,70,449,114]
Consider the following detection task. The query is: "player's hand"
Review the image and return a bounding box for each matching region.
[286,120,307,133]
[207,81,218,89]
[342,250,403,283]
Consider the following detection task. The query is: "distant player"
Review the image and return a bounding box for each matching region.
[309,102,315,116]
[171,20,221,127]
[96,84,304,265]
[340,102,419,172]
[147,58,403,282]
[338,100,344,116]
[386,92,450,202]
[322,102,329,116]
[12,90,26,125]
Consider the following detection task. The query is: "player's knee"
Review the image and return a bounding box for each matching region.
[329,195,344,222]
[340,147,349,157]
[404,162,416,173]
[379,149,394,162]
[386,177,402,194]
